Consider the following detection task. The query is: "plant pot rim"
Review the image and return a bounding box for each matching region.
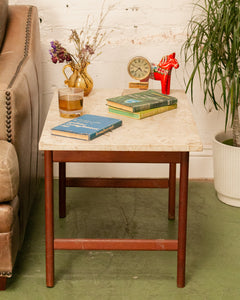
[214,130,235,149]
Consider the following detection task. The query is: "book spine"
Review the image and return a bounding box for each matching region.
[138,104,177,118]
[88,120,122,140]
[109,104,177,119]
[108,107,140,119]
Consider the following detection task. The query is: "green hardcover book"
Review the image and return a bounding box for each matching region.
[106,89,177,112]
[108,104,177,119]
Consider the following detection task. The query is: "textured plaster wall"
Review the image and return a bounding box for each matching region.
[9,0,228,178]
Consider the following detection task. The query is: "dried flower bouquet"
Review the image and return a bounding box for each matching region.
[49,1,114,71]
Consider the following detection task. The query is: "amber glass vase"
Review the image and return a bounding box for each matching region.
[62,63,93,96]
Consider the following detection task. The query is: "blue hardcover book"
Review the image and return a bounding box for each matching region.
[51,114,122,141]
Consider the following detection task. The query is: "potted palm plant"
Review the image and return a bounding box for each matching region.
[182,0,240,206]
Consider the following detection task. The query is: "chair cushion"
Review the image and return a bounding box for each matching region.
[0,195,19,232]
[0,0,8,50]
[0,140,19,202]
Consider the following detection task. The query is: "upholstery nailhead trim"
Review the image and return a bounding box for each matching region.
[5,6,33,143]
[5,91,12,142]
[0,271,12,278]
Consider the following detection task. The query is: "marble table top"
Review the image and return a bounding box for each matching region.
[39,89,203,152]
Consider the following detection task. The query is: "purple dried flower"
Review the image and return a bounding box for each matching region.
[50,41,57,50]
[49,40,72,64]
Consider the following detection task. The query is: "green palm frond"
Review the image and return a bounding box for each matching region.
[182,0,240,129]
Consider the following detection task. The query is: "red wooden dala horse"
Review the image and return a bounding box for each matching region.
[150,53,179,94]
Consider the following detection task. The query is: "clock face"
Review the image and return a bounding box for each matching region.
[127,56,151,80]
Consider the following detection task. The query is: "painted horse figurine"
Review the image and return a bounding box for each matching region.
[150,53,179,94]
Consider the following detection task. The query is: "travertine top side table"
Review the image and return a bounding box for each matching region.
[39,89,202,152]
[39,89,202,288]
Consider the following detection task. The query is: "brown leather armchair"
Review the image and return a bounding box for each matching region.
[0,1,41,290]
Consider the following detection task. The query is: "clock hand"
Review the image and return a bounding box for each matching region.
[132,64,138,69]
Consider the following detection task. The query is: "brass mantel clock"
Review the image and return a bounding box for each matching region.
[127,56,151,81]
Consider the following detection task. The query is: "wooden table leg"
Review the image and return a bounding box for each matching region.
[0,277,7,290]
[177,152,189,288]
[45,151,54,287]
[59,162,66,218]
[168,162,176,220]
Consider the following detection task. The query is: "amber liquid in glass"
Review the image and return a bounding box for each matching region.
[58,94,83,118]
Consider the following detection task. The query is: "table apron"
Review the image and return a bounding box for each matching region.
[53,150,183,163]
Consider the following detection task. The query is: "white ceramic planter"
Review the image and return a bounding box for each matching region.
[213,130,240,207]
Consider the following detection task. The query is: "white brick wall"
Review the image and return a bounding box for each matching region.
[9,0,228,178]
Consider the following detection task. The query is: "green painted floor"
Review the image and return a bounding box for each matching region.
[2,181,240,299]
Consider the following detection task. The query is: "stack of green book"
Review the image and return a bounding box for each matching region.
[106,89,177,120]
